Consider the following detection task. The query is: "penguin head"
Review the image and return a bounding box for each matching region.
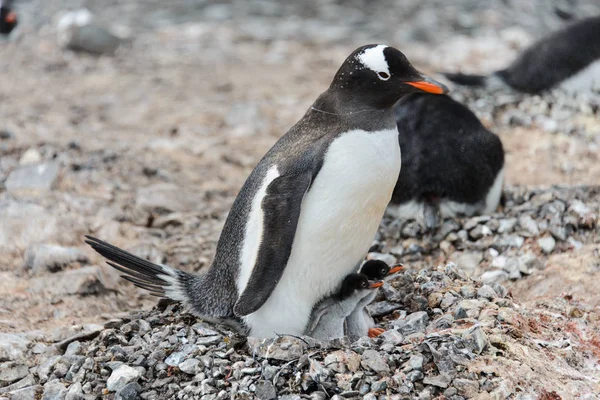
[0,0,17,35]
[361,259,404,280]
[339,273,383,300]
[331,44,449,109]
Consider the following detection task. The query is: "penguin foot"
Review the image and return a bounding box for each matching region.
[368,328,385,338]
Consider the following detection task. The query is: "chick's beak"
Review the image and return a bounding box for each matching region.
[405,75,449,94]
[5,11,17,24]
[369,281,384,289]
[388,264,404,275]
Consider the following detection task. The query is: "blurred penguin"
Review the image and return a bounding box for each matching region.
[443,16,600,94]
[0,0,17,35]
[388,93,504,229]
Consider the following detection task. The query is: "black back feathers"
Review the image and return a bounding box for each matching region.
[391,93,504,207]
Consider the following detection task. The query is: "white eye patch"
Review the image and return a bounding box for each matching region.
[356,45,391,81]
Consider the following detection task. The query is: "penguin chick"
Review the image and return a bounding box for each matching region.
[387,93,504,228]
[306,273,383,341]
[345,260,403,341]
[86,44,448,339]
[0,0,17,35]
[443,15,600,94]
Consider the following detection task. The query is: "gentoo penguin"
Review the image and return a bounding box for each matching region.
[387,93,504,229]
[0,0,17,35]
[306,273,383,341]
[345,260,403,341]
[86,44,448,338]
[443,16,600,94]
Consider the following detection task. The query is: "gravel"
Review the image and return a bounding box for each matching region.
[0,261,596,398]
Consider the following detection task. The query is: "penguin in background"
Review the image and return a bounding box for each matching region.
[387,93,505,229]
[443,15,600,94]
[0,0,17,35]
[86,44,449,338]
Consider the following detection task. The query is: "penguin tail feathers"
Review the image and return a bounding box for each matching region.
[442,72,488,87]
[84,235,191,303]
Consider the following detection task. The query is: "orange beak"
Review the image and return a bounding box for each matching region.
[5,11,16,24]
[388,264,404,275]
[406,76,449,94]
[369,281,384,289]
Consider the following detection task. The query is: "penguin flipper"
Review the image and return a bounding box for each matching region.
[233,171,313,317]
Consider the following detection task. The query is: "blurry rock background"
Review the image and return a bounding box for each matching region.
[1,0,599,398]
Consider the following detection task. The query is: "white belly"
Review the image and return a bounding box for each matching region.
[243,128,401,337]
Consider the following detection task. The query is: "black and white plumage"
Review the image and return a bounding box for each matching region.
[443,16,600,94]
[86,44,448,338]
[344,260,403,341]
[0,0,17,35]
[388,93,504,229]
[305,273,383,341]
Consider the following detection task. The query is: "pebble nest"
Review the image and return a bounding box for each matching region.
[1,242,599,399]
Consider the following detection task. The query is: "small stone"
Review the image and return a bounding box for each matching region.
[360,350,390,375]
[66,381,83,400]
[115,382,142,400]
[405,354,424,371]
[196,336,222,346]
[106,365,141,392]
[495,235,525,249]
[0,129,13,139]
[379,330,403,345]
[395,311,429,335]
[440,293,457,309]
[497,218,517,234]
[0,333,30,362]
[481,270,509,285]
[254,380,276,400]
[450,252,482,277]
[518,215,539,236]
[64,341,82,356]
[0,363,29,385]
[469,225,492,240]
[462,326,488,354]
[406,370,423,382]
[370,378,388,393]
[247,336,306,361]
[428,292,443,308]
[178,358,200,374]
[23,244,89,274]
[366,301,402,317]
[460,286,476,298]
[537,236,556,254]
[165,352,186,367]
[323,350,361,373]
[423,374,451,388]
[453,378,480,398]
[42,379,67,400]
[19,148,42,165]
[64,24,123,55]
[28,266,109,296]
[477,285,497,300]
[443,387,458,397]
[5,162,60,195]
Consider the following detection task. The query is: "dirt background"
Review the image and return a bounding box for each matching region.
[1,0,599,348]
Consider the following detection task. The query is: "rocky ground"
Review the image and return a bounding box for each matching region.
[1,0,600,399]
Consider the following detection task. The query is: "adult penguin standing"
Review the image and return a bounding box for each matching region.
[86,44,448,338]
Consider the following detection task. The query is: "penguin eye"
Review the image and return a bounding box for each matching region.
[377,72,390,81]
